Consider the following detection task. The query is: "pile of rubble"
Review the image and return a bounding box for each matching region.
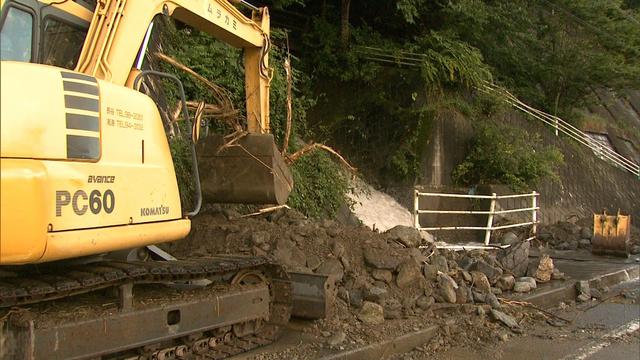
[157,207,636,357]
[538,218,640,254]
[167,207,561,318]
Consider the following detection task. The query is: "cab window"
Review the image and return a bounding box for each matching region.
[41,17,87,69]
[0,6,33,62]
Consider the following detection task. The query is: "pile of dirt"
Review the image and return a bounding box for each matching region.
[537,217,640,254]
[162,207,564,355]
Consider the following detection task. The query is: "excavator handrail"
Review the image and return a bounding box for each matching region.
[134,70,202,217]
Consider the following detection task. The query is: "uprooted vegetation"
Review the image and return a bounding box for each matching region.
[144,19,353,218]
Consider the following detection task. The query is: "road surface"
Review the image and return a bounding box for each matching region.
[430,279,640,360]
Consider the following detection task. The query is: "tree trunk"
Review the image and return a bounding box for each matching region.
[340,0,351,49]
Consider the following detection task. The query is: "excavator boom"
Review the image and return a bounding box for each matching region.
[77,0,271,133]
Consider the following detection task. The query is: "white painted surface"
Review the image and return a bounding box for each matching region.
[560,318,640,360]
[347,179,414,232]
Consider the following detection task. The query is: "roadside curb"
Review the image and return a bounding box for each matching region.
[317,265,639,360]
[317,325,439,360]
[521,264,640,308]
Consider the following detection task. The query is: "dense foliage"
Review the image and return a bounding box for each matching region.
[159,0,638,216]
[158,22,350,217]
[452,122,564,191]
[287,151,352,218]
[268,0,639,185]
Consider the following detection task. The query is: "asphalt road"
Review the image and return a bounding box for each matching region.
[432,279,640,360]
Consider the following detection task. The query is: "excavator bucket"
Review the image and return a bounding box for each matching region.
[591,211,631,257]
[196,134,293,205]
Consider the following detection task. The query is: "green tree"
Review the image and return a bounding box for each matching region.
[452,121,564,190]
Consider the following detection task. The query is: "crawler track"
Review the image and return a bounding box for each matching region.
[0,256,292,359]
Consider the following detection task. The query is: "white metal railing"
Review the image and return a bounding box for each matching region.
[479,83,640,179]
[414,190,539,246]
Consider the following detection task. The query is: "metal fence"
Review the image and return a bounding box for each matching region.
[414,190,539,246]
[480,83,640,178]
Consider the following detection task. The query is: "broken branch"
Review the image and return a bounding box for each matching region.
[286,143,357,173]
[239,205,291,218]
[499,298,572,324]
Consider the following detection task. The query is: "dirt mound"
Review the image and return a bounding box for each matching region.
[161,207,559,356]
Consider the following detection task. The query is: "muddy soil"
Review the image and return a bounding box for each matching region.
[160,207,563,358]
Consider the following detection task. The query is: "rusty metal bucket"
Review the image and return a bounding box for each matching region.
[591,210,631,257]
[289,272,337,320]
[196,134,293,205]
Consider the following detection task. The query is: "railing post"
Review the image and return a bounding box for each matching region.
[484,193,497,245]
[554,117,559,136]
[531,191,537,238]
[414,189,420,229]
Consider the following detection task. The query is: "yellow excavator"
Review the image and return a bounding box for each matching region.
[0,0,294,358]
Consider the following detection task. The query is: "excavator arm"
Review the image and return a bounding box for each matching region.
[76,0,271,133]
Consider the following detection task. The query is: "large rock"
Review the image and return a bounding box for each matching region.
[316,258,344,282]
[396,260,422,288]
[409,248,428,264]
[383,298,403,319]
[433,255,450,274]
[471,271,491,293]
[460,270,473,283]
[501,232,519,245]
[576,280,591,302]
[438,273,458,303]
[363,286,388,303]
[513,282,531,293]
[472,291,486,303]
[385,225,422,248]
[416,295,434,310]
[517,277,537,289]
[457,256,475,271]
[498,240,530,277]
[338,287,364,308]
[456,283,469,304]
[364,248,405,269]
[470,259,503,284]
[371,269,393,284]
[358,301,385,324]
[422,264,438,281]
[306,254,322,271]
[496,275,515,291]
[534,255,554,283]
[274,246,305,268]
[486,292,501,309]
[491,309,522,333]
